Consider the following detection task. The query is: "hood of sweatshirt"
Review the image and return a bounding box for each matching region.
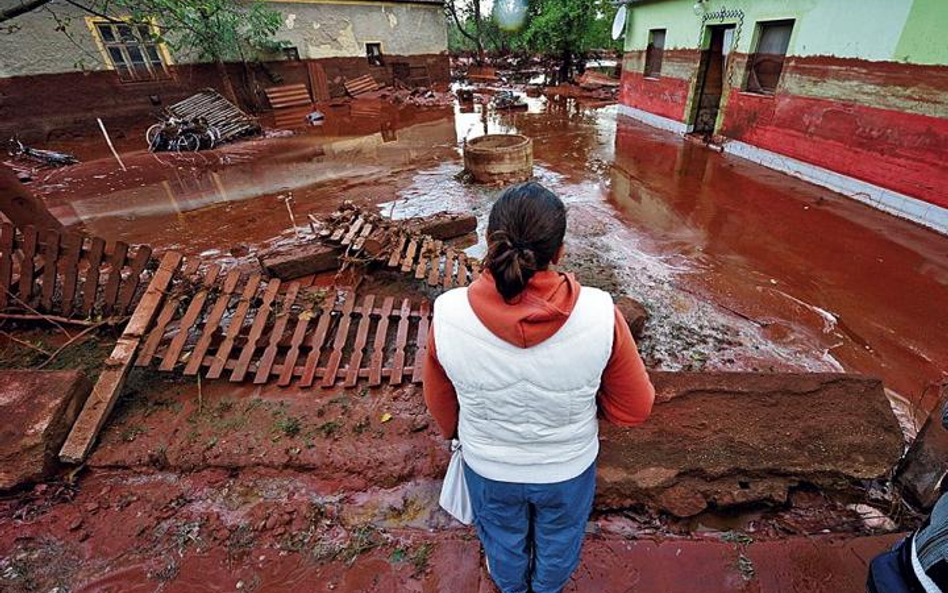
[466,269,581,348]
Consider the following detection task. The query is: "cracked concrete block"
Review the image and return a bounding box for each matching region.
[0,370,92,491]
[259,242,341,280]
[897,383,948,509]
[404,212,477,241]
[596,372,903,517]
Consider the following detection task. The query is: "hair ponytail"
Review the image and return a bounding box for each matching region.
[484,182,566,302]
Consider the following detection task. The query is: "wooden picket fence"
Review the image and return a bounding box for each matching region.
[133,262,431,388]
[0,222,155,319]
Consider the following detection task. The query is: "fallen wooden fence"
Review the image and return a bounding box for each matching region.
[131,261,431,387]
[167,89,260,144]
[311,205,482,290]
[0,222,155,320]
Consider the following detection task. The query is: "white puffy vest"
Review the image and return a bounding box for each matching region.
[433,286,615,484]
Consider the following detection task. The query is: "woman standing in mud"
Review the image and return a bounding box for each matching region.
[423,182,655,593]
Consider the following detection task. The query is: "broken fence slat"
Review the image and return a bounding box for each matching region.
[253,282,301,384]
[40,229,60,311]
[390,298,411,386]
[59,251,183,464]
[299,289,338,388]
[442,249,456,291]
[411,299,431,384]
[388,235,406,268]
[81,236,106,317]
[136,258,201,367]
[341,216,364,246]
[401,239,418,273]
[427,240,442,286]
[159,264,220,372]
[344,294,375,387]
[101,241,129,316]
[321,290,356,388]
[230,278,282,382]
[368,296,394,386]
[206,272,262,379]
[414,238,431,280]
[456,252,468,287]
[117,245,154,315]
[184,268,240,376]
[18,226,38,305]
[60,233,82,317]
[0,223,14,309]
[278,293,320,387]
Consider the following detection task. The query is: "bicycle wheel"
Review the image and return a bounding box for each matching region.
[176,133,201,152]
[145,124,163,151]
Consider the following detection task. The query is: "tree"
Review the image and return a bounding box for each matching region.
[520,0,617,82]
[445,0,486,63]
[1,0,283,103]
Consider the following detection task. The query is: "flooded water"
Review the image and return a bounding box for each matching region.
[31,92,948,424]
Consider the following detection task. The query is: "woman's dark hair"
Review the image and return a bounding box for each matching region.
[484,182,567,301]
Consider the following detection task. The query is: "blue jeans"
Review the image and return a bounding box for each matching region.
[463,462,596,593]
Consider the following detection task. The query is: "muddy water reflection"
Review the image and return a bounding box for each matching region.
[33,97,948,422]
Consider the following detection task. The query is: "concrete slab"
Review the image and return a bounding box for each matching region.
[616,294,648,340]
[258,242,341,280]
[0,370,91,490]
[597,372,904,516]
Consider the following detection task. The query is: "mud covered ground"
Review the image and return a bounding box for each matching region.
[2,88,946,591]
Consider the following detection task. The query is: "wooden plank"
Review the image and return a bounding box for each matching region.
[101,241,129,315]
[389,298,411,386]
[341,216,364,246]
[368,296,394,386]
[471,259,482,280]
[231,278,281,382]
[18,226,37,305]
[299,289,339,387]
[0,223,14,310]
[59,233,82,317]
[59,251,183,464]
[184,269,240,376]
[442,249,456,290]
[344,294,375,387]
[427,240,442,286]
[352,223,372,251]
[40,229,60,311]
[116,245,153,315]
[159,264,220,372]
[81,236,106,316]
[136,258,201,367]
[308,62,331,103]
[207,272,262,379]
[414,238,431,279]
[253,282,301,384]
[388,235,406,267]
[277,291,323,387]
[456,252,468,287]
[411,299,431,384]
[400,238,418,273]
[320,290,355,387]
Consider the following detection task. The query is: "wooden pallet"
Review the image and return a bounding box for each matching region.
[344,74,380,97]
[133,265,432,388]
[264,83,313,109]
[314,206,481,290]
[167,89,260,144]
[0,222,155,319]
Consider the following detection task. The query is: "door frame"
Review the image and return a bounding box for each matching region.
[684,21,738,136]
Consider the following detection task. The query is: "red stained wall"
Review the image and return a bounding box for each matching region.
[619,70,691,122]
[618,50,948,209]
[719,91,948,209]
[0,54,450,144]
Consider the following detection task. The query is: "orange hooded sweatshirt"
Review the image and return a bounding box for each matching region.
[423,270,655,439]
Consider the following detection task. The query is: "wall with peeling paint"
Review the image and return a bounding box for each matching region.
[617,0,948,230]
[268,1,447,60]
[0,0,447,77]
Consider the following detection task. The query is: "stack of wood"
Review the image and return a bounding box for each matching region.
[258,202,478,288]
[166,89,260,144]
[343,74,381,97]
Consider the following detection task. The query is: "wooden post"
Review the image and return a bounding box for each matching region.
[59,251,183,464]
